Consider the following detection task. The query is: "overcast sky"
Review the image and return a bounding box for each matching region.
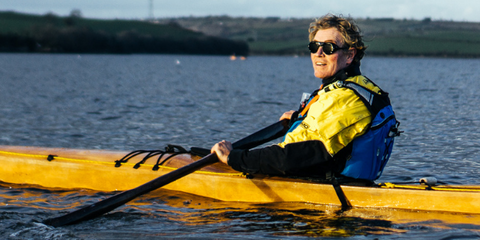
[2,0,479,22]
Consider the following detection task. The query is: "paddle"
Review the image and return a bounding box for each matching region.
[43,119,289,227]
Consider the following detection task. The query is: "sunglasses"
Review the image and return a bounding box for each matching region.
[308,41,349,55]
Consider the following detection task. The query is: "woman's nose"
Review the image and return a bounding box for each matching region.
[314,46,324,56]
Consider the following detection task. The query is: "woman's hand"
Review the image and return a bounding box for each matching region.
[211,140,233,164]
[280,110,296,120]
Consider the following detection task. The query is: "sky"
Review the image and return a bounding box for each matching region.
[2,0,479,22]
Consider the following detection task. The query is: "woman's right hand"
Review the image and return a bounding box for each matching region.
[280,110,296,120]
[211,140,233,165]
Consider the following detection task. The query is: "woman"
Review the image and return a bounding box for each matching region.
[211,14,398,182]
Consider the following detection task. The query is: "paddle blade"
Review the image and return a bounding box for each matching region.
[232,119,289,149]
[191,119,289,156]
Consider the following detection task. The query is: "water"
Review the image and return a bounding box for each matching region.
[1,53,480,239]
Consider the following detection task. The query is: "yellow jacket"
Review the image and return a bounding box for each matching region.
[279,75,383,157]
[227,69,395,179]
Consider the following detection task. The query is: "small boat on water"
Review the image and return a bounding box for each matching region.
[1,145,480,216]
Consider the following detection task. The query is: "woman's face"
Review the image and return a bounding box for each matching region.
[311,28,355,79]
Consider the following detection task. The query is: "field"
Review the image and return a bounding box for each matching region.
[163,16,480,57]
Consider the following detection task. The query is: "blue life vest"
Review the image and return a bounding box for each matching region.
[336,81,400,181]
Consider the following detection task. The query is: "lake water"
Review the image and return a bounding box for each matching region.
[1,53,480,239]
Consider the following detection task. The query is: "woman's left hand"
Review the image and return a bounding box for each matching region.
[211,140,233,164]
[280,110,296,120]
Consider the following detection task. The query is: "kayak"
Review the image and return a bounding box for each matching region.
[1,145,480,216]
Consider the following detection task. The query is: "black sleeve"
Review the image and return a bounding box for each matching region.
[227,140,335,177]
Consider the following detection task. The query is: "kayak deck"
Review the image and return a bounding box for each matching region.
[1,145,480,215]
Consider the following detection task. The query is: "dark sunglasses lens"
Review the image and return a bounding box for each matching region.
[308,42,319,53]
[308,42,336,55]
[323,43,334,54]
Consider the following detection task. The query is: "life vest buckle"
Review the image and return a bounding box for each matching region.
[388,121,402,138]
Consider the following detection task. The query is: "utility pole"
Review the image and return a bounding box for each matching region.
[148,0,154,21]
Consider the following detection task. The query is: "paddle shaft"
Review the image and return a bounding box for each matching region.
[43,119,289,227]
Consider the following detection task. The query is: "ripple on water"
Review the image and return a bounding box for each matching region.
[1,55,480,238]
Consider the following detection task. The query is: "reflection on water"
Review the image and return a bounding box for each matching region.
[172,206,397,237]
[1,54,480,238]
[0,182,397,238]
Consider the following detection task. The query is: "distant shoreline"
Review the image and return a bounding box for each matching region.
[2,11,480,58]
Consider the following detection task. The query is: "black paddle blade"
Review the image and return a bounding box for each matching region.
[43,120,290,227]
[191,119,289,156]
[232,119,289,149]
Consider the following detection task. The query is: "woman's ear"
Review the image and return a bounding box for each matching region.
[346,48,357,64]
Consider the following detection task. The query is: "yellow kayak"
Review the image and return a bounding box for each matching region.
[1,145,480,216]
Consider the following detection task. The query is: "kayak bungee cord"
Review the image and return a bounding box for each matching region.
[0,150,112,166]
[114,145,213,171]
[379,182,480,192]
[114,144,191,170]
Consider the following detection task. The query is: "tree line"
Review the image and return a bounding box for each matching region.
[0,24,249,56]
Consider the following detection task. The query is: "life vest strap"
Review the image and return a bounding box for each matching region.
[299,84,323,117]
